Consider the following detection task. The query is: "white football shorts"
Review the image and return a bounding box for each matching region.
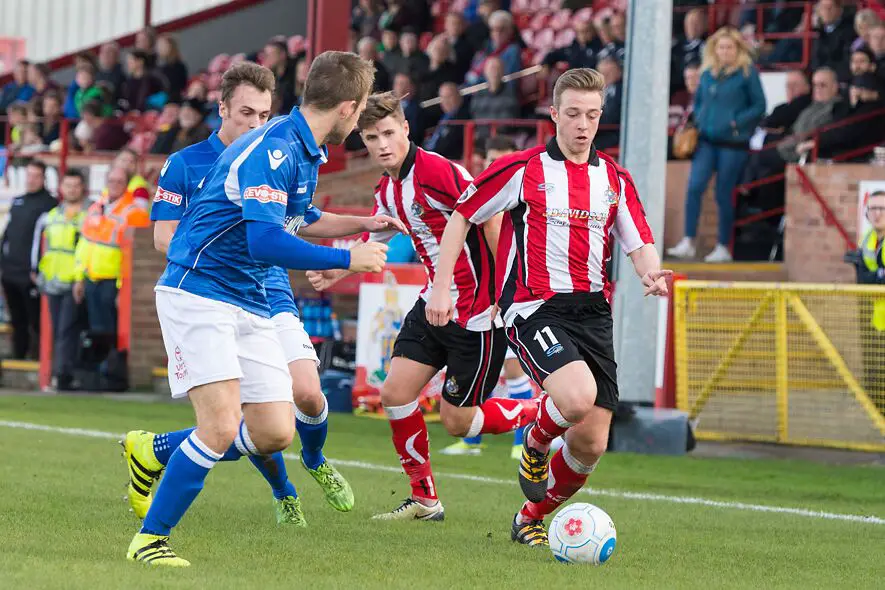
[272,311,320,366]
[155,288,292,404]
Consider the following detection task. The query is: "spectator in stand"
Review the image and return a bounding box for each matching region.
[17,124,45,155]
[31,168,89,390]
[263,39,299,114]
[668,27,766,263]
[0,159,57,359]
[851,46,877,77]
[381,29,405,78]
[469,56,520,140]
[443,11,475,81]
[151,98,212,154]
[869,23,885,75]
[73,166,150,357]
[73,64,110,117]
[796,73,885,162]
[39,91,63,145]
[466,0,498,56]
[595,56,623,152]
[157,35,189,103]
[811,0,856,80]
[77,100,129,152]
[62,52,98,119]
[96,42,125,101]
[777,67,843,163]
[418,35,461,103]
[357,36,392,92]
[111,148,151,207]
[134,26,158,69]
[466,10,522,86]
[28,63,58,99]
[758,6,811,67]
[542,18,601,73]
[351,0,385,43]
[397,29,430,79]
[0,59,34,113]
[762,70,813,139]
[393,72,425,144]
[379,0,431,33]
[671,8,706,93]
[424,81,469,159]
[120,50,166,112]
[6,102,28,148]
[669,61,701,135]
[599,11,627,64]
[852,9,881,52]
[294,57,310,106]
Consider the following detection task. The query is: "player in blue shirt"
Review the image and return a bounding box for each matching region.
[125,63,406,536]
[127,52,387,567]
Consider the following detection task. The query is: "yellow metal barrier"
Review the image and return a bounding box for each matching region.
[674,281,885,452]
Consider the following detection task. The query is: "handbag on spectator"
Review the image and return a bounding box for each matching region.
[673,121,698,159]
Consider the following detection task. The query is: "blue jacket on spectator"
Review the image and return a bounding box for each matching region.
[63,80,81,119]
[0,81,34,112]
[693,66,766,146]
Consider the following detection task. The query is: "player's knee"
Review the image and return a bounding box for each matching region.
[292,383,324,415]
[567,435,607,464]
[439,409,472,437]
[199,417,240,452]
[253,426,294,454]
[380,380,411,407]
[558,393,595,425]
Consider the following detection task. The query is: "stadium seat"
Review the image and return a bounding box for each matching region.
[419,31,434,51]
[529,12,552,32]
[549,9,572,31]
[574,7,593,22]
[521,29,535,47]
[554,28,575,48]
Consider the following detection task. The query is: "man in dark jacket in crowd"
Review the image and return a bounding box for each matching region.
[263,39,299,114]
[423,82,469,159]
[811,0,856,80]
[542,18,601,72]
[0,160,57,359]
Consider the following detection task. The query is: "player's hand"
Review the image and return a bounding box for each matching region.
[348,241,388,273]
[306,269,345,291]
[425,288,454,327]
[72,281,85,304]
[363,215,408,235]
[642,269,673,297]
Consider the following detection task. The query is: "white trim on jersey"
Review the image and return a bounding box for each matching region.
[223,117,289,207]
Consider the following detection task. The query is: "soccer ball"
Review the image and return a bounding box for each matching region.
[548,503,617,565]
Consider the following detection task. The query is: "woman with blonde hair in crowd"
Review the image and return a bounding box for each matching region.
[668,26,766,262]
[157,34,189,102]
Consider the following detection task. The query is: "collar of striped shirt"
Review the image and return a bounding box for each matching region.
[546,137,600,166]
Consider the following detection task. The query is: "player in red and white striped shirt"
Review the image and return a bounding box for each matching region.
[307,92,538,522]
[426,69,672,547]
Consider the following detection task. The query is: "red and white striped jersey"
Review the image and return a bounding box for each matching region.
[369,143,495,331]
[456,138,654,326]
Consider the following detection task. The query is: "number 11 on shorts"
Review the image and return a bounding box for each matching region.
[534,326,563,357]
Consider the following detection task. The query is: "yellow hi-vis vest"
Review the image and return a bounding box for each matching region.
[861,229,885,331]
[38,206,86,288]
[75,196,150,285]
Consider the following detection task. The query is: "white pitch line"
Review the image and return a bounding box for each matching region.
[2,419,884,526]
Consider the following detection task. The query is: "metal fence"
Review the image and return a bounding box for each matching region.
[674,280,885,452]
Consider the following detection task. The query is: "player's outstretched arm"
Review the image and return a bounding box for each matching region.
[628,244,672,297]
[299,211,407,239]
[425,210,473,326]
[246,220,388,273]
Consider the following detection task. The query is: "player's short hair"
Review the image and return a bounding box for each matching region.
[302,51,375,112]
[357,91,404,130]
[220,61,276,105]
[485,135,517,153]
[553,68,606,107]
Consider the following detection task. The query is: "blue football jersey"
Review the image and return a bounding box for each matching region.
[265,199,323,318]
[150,132,226,221]
[157,108,328,318]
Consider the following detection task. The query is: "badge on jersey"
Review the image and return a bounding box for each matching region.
[456,184,477,205]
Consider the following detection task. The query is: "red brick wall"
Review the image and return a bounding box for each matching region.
[784,164,885,283]
[129,228,167,388]
[664,161,719,257]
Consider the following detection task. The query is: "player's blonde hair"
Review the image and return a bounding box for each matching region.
[553,67,606,107]
[357,91,405,131]
[302,51,376,111]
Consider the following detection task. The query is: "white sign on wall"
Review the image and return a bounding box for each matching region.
[858,181,885,245]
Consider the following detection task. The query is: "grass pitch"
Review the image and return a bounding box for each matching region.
[0,394,883,589]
